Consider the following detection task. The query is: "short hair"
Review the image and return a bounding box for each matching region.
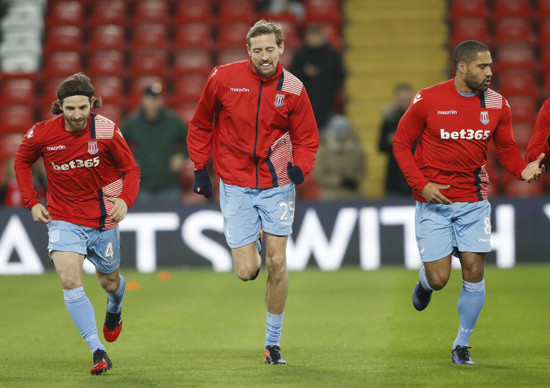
[453,40,490,67]
[51,73,102,114]
[246,19,284,46]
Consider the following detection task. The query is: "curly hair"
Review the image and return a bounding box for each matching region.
[51,73,102,115]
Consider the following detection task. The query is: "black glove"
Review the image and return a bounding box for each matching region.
[193,169,212,198]
[341,178,359,190]
[287,162,304,185]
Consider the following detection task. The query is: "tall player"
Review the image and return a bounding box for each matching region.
[14,73,140,375]
[393,40,544,365]
[187,20,318,364]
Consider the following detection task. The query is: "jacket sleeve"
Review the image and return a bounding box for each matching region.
[526,99,550,164]
[14,125,42,210]
[111,127,141,208]
[187,68,221,170]
[493,100,527,179]
[392,96,430,193]
[289,88,319,175]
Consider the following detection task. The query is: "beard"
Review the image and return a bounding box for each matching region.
[465,72,488,92]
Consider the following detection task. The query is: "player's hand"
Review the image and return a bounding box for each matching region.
[421,182,452,205]
[193,168,212,198]
[521,153,545,183]
[287,162,304,185]
[107,197,128,223]
[31,203,52,224]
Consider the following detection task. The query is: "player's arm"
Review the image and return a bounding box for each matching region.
[526,99,550,165]
[14,125,44,212]
[187,67,221,170]
[110,127,141,211]
[288,88,319,177]
[493,102,532,179]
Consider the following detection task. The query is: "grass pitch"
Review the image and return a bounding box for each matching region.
[1,266,549,387]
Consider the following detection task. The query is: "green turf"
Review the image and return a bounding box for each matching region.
[1,266,549,387]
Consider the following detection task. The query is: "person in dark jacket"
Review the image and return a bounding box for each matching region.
[290,23,344,130]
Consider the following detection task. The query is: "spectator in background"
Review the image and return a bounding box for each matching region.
[290,23,344,130]
[314,115,365,200]
[122,84,188,205]
[378,83,415,197]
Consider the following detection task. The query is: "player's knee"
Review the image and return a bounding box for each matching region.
[60,277,81,290]
[235,264,261,281]
[266,253,286,277]
[428,274,448,290]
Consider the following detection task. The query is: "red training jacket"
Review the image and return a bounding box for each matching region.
[526,98,550,164]
[393,79,526,202]
[14,114,140,229]
[187,60,319,189]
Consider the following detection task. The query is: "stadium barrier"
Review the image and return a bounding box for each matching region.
[1,197,549,275]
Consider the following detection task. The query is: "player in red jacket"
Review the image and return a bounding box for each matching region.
[526,98,550,165]
[393,41,544,365]
[14,73,140,375]
[187,20,319,364]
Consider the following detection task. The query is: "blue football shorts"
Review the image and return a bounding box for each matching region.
[47,220,121,274]
[219,179,295,249]
[415,200,491,262]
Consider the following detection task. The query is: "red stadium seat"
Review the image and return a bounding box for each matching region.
[496,69,539,99]
[130,24,170,52]
[46,1,85,27]
[87,51,126,79]
[541,69,550,99]
[172,101,198,126]
[503,176,543,197]
[494,43,536,72]
[173,23,214,50]
[0,78,36,105]
[0,105,35,134]
[511,122,533,149]
[43,26,83,55]
[539,0,550,18]
[95,104,124,126]
[131,0,170,26]
[173,49,213,76]
[88,1,127,27]
[507,96,538,124]
[215,47,248,66]
[494,18,535,46]
[88,25,127,52]
[217,22,251,48]
[174,0,213,24]
[171,74,207,104]
[42,52,82,79]
[493,0,533,19]
[304,0,342,24]
[129,51,169,79]
[0,133,24,161]
[449,0,490,21]
[92,77,125,106]
[451,18,492,48]
[217,0,256,23]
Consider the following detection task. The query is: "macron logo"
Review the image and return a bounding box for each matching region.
[413,94,423,104]
[46,145,66,151]
[230,88,250,93]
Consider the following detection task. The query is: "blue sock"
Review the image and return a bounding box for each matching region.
[107,275,125,314]
[419,266,434,291]
[63,287,105,354]
[453,279,486,348]
[265,311,284,348]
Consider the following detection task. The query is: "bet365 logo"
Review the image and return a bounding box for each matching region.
[440,128,490,140]
[51,156,100,171]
